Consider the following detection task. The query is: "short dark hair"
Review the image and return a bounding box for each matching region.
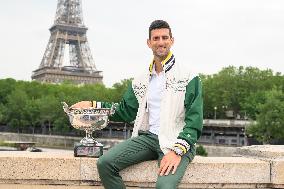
[148,20,172,39]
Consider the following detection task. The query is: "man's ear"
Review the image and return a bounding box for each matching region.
[171,37,175,45]
[147,39,151,48]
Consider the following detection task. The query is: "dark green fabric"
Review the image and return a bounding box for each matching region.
[97,131,195,189]
[102,82,139,123]
[178,76,203,146]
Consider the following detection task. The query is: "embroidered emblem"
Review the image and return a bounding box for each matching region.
[166,78,189,92]
[133,83,147,99]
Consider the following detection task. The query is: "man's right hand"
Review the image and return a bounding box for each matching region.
[70,101,92,109]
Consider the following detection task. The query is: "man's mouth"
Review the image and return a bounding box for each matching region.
[157,47,166,50]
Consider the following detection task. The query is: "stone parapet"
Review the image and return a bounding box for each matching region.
[271,157,284,188]
[236,145,284,159]
[1,146,283,189]
[236,145,284,189]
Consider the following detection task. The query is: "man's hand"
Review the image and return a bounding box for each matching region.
[70,101,92,109]
[158,151,181,176]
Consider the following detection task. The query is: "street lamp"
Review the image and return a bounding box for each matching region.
[222,105,227,109]
[222,105,227,119]
[214,106,217,120]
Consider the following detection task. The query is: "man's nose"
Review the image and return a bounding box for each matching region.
[157,38,164,45]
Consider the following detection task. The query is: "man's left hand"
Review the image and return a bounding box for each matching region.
[158,151,181,176]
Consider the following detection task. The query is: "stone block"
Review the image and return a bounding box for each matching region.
[119,156,270,187]
[0,151,80,181]
[121,160,159,183]
[80,158,100,181]
[271,157,284,186]
[182,156,270,184]
[236,145,284,159]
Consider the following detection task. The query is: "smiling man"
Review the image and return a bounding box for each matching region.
[72,20,203,189]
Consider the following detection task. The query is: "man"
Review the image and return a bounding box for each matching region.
[72,20,203,189]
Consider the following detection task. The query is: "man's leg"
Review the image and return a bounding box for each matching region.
[97,131,159,189]
[155,147,196,189]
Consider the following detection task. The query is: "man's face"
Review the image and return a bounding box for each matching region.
[147,28,174,59]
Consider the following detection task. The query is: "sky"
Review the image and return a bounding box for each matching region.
[0,0,284,87]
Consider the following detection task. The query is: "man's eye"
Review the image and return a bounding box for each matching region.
[153,37,159,41]
[162,36,169,40]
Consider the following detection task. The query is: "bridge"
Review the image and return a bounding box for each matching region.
[200,119,254,146]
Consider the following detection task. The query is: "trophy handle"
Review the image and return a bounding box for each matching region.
[62,102,71,114]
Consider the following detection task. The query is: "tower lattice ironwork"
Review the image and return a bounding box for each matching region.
[32,0,103,84]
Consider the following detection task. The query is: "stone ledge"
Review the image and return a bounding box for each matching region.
[0,150,281,189]
[236,145,284,159]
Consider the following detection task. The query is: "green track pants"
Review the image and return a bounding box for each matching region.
[97,131,195,189]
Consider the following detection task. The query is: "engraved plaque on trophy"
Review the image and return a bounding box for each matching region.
[62,102,114,157]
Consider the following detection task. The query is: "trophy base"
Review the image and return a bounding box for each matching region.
[74,142,103,158]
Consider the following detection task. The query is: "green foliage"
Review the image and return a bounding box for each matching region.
[0,103,5,123]
[196,145,208,156]
[4,88,29,131]
[53,117,70,134]
[0,78,131,134]
[0,78,17,104]
[23,98,41,134]
[246,89,284,144]
[112,78,133,102]
[0,66,283,139]
[202,66,283,119]
[0,140,16,147]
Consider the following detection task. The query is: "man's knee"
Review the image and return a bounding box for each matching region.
[96,154,113,171]
[156,178,177,189]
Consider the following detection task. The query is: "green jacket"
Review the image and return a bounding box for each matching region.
[103,55,203,155]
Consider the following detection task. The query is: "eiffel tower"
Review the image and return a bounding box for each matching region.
[32,0,103,85]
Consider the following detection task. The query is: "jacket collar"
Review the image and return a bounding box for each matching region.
[149,52,175,76]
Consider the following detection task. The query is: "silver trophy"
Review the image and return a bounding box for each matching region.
[62,102,114,157]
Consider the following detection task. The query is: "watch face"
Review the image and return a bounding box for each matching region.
[177,148,182,155]
[173,147,182,156]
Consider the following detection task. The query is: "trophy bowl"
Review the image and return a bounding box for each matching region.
[62,102,114,157]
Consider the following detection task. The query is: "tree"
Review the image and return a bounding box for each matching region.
[0,103,5,124]
[4,88,29,132]
[202,66,281,119]
[37,95,59,135]
[53,116,71,147]
[23,98,41,134]
[0,78,17,104]
[240,91,266,120]
[246,89,284,144]
[112,79,133,102]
